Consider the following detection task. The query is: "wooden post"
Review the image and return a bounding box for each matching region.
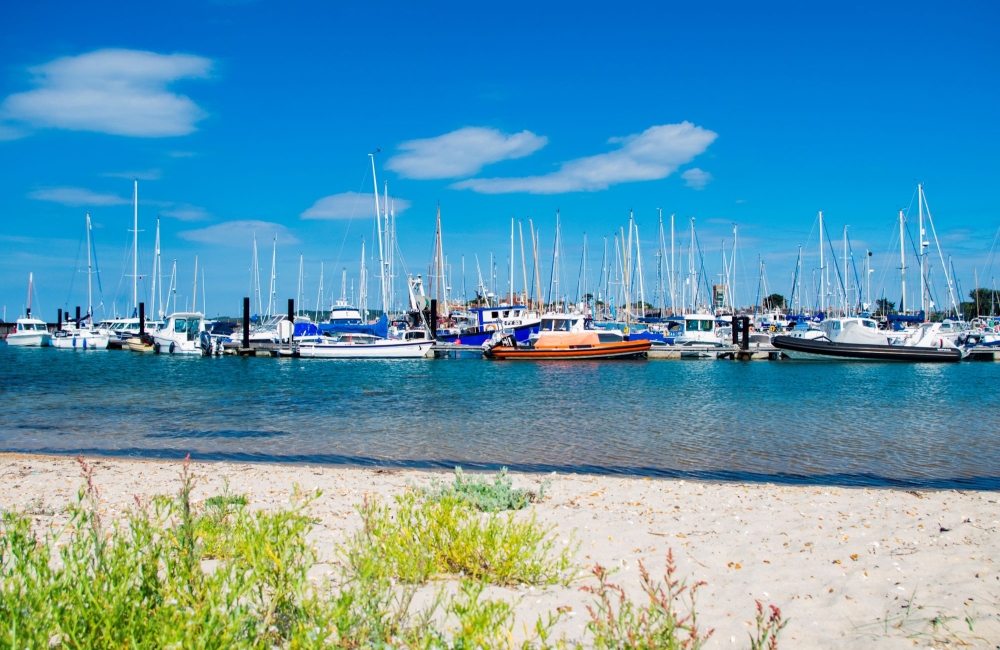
[242,297,250,349]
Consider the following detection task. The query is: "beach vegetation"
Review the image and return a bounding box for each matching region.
[345,491,576,586]
[0,458,787,649]
[422,466,550,512]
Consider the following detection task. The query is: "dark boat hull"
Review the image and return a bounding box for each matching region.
[772,335,962,362]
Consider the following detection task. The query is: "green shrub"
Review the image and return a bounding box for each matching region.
[346,492,577,587]
[423,467,550,512]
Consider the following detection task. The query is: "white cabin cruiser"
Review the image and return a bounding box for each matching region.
[5,317,51,347]
[774,316,961,362]
[295,331,434,359]
[672,313,725,347]
[152,312,207,354]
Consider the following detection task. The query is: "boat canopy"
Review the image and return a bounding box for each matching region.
[318,313,389,338]
[886,311,926,324]
[293,322,320,337]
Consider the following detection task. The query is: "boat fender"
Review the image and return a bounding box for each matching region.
[154,343,161,354]
[169,342,175,354]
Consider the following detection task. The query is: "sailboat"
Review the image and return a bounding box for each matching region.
[5,273,51,347]
[52,213,110,350]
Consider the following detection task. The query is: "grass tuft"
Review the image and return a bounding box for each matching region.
[423,466,550,512]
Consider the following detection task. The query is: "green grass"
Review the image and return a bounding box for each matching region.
[422,467,550,512]
[345,491,577,586]
[0,458,788,649]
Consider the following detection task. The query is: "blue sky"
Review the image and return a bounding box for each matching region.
[1,1,997,318]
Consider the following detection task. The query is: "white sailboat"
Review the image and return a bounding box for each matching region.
[53,213,110,350]
[295,331,434,358]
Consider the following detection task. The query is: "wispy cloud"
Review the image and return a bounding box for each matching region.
[179,220,298,247]
[681,167,712,190]
[0,49,212,139]
[28,186,129,207]
[159,203,210,221]
[452,122,717,194]
[102,169,162,180]
[386,127,547,180]
[167,150,197,158]
[300,191,411,220]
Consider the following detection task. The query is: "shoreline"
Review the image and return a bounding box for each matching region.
[2,449,996,492]
[3,452,998,647]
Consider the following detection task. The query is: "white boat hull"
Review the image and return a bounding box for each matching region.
[152,336,202,354]
[51,331,110,350]
[5,332,51,347]
[296,340,434,359]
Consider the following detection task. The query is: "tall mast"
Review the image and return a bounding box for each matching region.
[132,180,139,316]
[518,221,528,305]
[150,215,163,318]
[918,183,926,314]
[843,225,849,315]
[192,255,198,312]
[530,220,542,309]
[899,209,907,313]
[169,259,177,314]
[27,272,33,317]
[547,211,561,308]
[818,211,825,314]
[201,268,206,316]
[689,218,695,312]
[316,262,325,315]
[86,213,93,324]
[296,253,304,317]
[635,224,645,317]
[797,245,803,314]
[268,236,277,318]
[670,213,675,313]
[369,154,386,314]
[509,218,515,305]
[359,239,367,317]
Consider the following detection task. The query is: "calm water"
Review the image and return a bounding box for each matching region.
[1,345,998,489]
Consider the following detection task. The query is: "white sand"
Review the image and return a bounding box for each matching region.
[2,453,998,648]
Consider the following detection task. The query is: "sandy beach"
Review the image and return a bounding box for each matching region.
[2,453,997,648]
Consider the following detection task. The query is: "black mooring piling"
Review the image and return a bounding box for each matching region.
[731,315,739,345]
[430,299,438,339]
[139,303,145,337]
[242,297,250,350]
[75,306,81,325]
[58,309,62,328]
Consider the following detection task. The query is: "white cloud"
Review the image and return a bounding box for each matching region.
[167,150,197,157]
[179,220,299,247]
[102,169,162,180]
[452,122,717,194]
[0,49,212,138]
[160,203,210,221]
[681,167,713,190]
[300,191,412,220]
[386,126,548,179]
[28,186,129,206]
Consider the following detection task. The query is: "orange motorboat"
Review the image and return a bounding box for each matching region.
[484,313,650,360]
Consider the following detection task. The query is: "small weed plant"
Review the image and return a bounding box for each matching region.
[423,467,550,512]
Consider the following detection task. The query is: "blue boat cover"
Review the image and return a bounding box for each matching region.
[293,322,320,337]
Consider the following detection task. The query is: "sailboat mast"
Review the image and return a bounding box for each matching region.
[688,218,695,312]
[531,221,542,309]
[27,272,33,317]
[509,218,515,305]
[192,255,198,312]
[86,213,93,324]
[151,217,160,321]
[518,221,528,305]
[296,254,304,317]
[268,237,277,318]
[899,209,907,313]
[843,226,849,316]
[918,183,926,314]
[369,154,386,314]
[670,213,675,314]
[818,211,825,314]
[132,180,139,316]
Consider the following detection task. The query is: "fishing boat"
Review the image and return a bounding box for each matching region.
[6,317,51,347]
[294,331,434,358]
[152,312,207,354]
[773,317,961,362]
[436,305,540,345]
[484,313,649,360]
[5,274,51,347]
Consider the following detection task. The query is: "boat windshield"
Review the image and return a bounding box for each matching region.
[174,318,197,333]
[540,319,571,331]
[686,319,713,332]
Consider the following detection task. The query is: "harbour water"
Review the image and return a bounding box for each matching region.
[2,345,997,490]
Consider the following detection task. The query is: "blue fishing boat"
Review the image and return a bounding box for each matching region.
[436,305,539,346]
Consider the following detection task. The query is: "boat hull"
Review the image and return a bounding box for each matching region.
[772,335,962,362]
[51,332,110,350]
[5,333,51,347]
[486,339,650,360]
[437,322,538,346]
[296,340,435,359]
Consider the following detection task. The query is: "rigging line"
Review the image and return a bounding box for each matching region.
[331,166,371,274]
[821,219,848,305]
[982,224,1000,283]
[65,225,86,307]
